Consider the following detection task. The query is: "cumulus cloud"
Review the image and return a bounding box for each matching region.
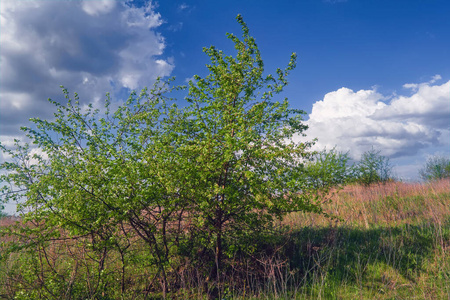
[81,0,117,16]
[301,77,450,160]
[0,0,173,138]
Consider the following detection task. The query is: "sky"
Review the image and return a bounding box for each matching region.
[1,0,449,211]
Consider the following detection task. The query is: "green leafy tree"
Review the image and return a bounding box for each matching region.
[0,81,184,297]
[0,207,5,219]
[304,148,353,189]
[0,15,330,298]
[354,148,393,185]
[174,15,325,282]
[419,155,450,181]
[0,195,5,219]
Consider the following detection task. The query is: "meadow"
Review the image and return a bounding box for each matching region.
[1,178,449,299]
[277,178,450,299]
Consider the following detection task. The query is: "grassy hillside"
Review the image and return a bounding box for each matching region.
[275,179,450,299]
[1,179,449,299]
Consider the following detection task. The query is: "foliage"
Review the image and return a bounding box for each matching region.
[419,155,450,181]
[176,14,328,281]
[2,179,449,299]
[0,206,5,219]
[303,147,395,188]
[353,148,393,185]
[303,148,353,189]
[0,15,331,298]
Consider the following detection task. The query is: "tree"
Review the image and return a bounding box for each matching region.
[0,15,329,298]
[175,15,326,284]
[0,207,6,219]
[354,148,393,185]
[0,82,184,297]
[304,148,353,188]
[419,155,450,181]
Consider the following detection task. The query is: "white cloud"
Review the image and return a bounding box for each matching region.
[81,0,116,16]
[185,76,196,83]
[378,80,450,126]
[300,77,450,160]
[402,74,443,92]
[178,3,189,11]
[0,0,174,136]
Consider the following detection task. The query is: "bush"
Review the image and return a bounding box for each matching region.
[0,15,333,299]
[419,155,450,181]
[353,148,393,185]
[304,148,353,188]
[0,203,6,219]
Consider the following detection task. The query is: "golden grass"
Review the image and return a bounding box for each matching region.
[277,179,450,300]
[284,179,450,229]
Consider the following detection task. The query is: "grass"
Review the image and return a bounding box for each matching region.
[1,179,449,299]
[285,179,450,228]
[274,179,450,299]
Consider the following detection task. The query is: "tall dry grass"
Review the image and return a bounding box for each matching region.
[277,178,450,300]
[284,178,450,229]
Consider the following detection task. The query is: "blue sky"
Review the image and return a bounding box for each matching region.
[156,0,449,101]
[1,0,449,213]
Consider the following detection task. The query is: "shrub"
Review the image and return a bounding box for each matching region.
[419,155,450,181]
[353,148,394,185]
[0,15,333,298]
[304,148,353,188]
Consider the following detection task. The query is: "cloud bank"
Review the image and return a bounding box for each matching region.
[302,77,450,160]
[0,0,173,137]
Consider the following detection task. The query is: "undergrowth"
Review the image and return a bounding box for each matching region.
[1,179,449,299]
